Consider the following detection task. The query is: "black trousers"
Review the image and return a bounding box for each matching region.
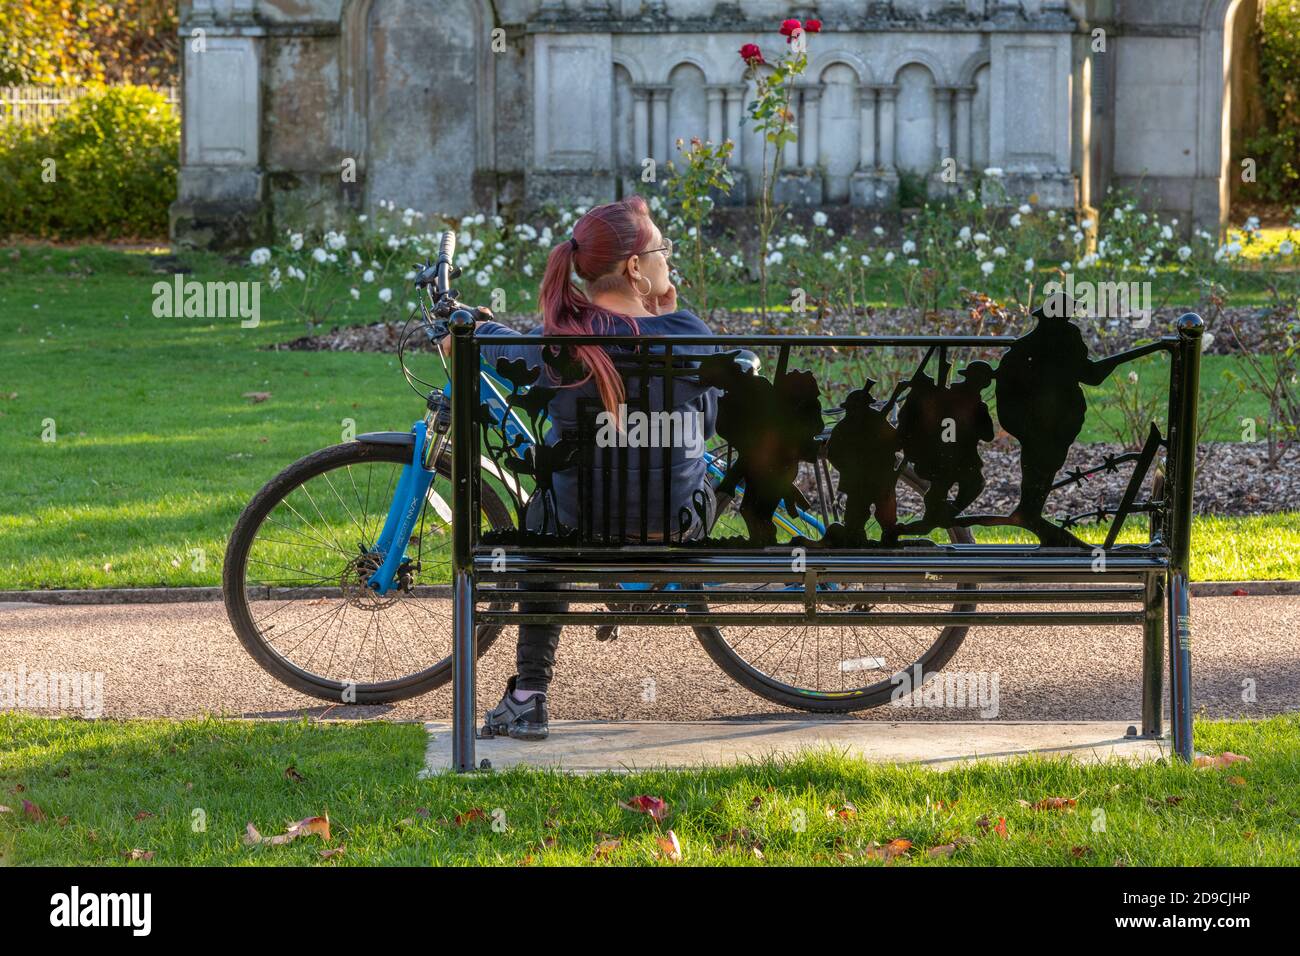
[514,479,716,692]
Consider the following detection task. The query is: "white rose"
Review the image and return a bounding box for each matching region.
[1024,258,1035,272]
[378,288,393,303]
[981,260,995,276]
[362,269,375,283]
[812,211,828,227]
[249,248,271,266]
[289,233,304,251]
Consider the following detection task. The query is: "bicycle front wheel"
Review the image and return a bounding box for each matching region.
[222,441,512,703]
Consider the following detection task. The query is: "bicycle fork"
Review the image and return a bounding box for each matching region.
[367,405,450,595]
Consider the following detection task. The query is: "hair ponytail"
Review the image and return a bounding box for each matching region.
[536,196,655,415]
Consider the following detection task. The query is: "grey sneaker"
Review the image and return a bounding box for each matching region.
[480,675,549,741]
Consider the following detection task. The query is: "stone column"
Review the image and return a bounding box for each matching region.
[650,87,671,166]
[955,86,974,169]
[858,85,877,169]
[172,7,265,247]
[706,86,725,145]
[877,85,898,172]
[801,84,822,170]
[934,86,954,167]
[725,86,744,165]
[633,88,650,165]
[783,87,800,169]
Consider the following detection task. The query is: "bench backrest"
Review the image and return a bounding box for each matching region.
[452,313,1204,571]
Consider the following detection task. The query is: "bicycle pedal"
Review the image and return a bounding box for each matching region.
[595,624,620,642]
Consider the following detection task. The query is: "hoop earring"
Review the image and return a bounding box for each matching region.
[633,275,652,297]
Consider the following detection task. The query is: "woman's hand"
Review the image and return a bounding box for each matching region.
[436,305,495,355]
[643,282,677,315]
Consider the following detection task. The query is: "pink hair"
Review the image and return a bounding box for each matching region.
[537,196,655,414]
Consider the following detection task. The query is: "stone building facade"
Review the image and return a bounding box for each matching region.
[172,0,1259,247]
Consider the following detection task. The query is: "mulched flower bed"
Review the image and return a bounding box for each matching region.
[821,440,1299,521]
[276,310,1298,517]
[272,303,1293,357]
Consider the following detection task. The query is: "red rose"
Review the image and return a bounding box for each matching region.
[739,42,765,65]
[805,19,822,33]
[779,18,802,41]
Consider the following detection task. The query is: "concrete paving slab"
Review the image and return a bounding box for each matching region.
[419,719,1171,775]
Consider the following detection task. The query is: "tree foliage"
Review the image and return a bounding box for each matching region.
[0,1,178,86]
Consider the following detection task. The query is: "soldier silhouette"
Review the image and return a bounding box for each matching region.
[826,380,902,545]
[897,360,996,533]
[991,292,1163,546]
[699,352,824,546]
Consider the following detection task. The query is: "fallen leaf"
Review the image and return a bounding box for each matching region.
[863,838,912,862]
[415,807,431,818]
[1231,588,1248,596]
[1070,846,1091,859]
[592,838,622,860]
[124,849,154,861]
[319,846,346,860]
[1030,797,1077,812]
[22,799,44,822]
[454,807,487,826]
[243,391,272,403]
[657,830,683,862]
[542,836,557,849]
[244,814,331,846]
[134,810,154,821]
[748,795,763,812]
[290,815,331,841]
[9,784,24,794]
[976,814,991,834]
[927,843,957,859]
[993,817,1008,839]
[619,795,669,823]
[1194,752,1252,769]
[1227,775,1247,787]
[285,766,305,783]
[518,854,535,866]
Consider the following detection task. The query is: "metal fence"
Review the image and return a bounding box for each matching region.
[0,86,179,125]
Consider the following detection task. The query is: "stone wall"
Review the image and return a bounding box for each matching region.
[171,0,1255,248]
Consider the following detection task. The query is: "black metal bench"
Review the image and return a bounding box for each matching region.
[444,306,1204,771]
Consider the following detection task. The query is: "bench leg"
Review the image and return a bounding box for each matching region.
[1165,571,1194,762]
[451,568,477,772]
[1141,574,1164,739]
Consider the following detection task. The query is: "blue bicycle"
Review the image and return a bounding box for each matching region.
[223,232,974,709]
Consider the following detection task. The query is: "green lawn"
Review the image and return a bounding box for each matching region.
[1,712,1296,866]
[0,244,1294,590]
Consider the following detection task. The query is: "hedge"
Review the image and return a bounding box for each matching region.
[0,84,179,239]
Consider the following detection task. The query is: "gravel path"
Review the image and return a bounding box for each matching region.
[1,597,1296,724]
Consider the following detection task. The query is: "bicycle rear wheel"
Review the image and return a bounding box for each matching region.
[693,475,976,713]
[222,441,511,703]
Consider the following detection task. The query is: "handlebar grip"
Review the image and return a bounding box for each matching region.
[438,231,456,265]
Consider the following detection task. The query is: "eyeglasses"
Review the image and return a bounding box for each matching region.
[639,238,673,260]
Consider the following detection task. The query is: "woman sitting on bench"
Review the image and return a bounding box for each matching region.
[469,196,721,740]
